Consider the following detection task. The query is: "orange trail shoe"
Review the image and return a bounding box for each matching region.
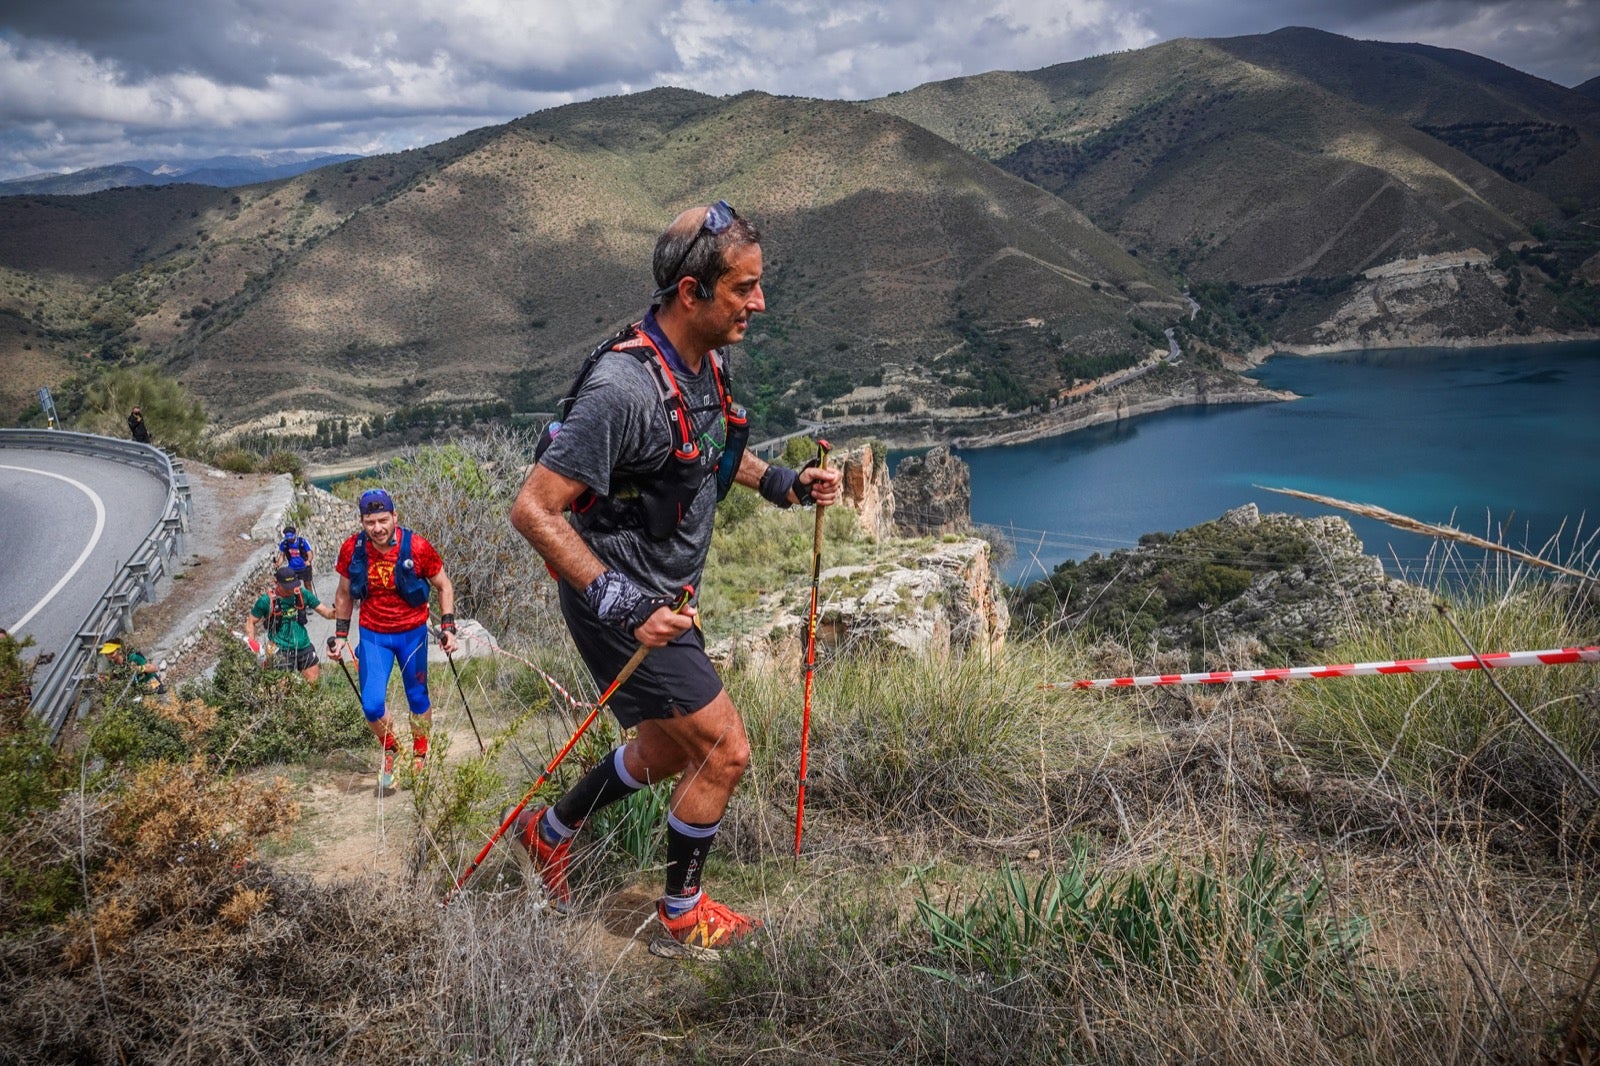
[649,894,762,961]
[501,805,572,911]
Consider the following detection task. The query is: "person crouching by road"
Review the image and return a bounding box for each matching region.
[246,564,336,682]
[328,488,460,788]
[99,640,164,695]
[509,198,842,959]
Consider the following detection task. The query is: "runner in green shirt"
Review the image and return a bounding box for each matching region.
[246,565,336,682]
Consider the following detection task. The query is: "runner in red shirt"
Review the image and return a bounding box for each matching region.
[329,488,460,789]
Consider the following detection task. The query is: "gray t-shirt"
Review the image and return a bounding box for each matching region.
[538,342,729,598]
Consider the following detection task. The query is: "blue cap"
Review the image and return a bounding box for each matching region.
[359,488,395,515]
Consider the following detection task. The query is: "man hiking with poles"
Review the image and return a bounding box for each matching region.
[328,488,460,790]
[509,198,841,959]
[277,525,317,591]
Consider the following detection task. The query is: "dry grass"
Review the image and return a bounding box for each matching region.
[3,522,1598,1063]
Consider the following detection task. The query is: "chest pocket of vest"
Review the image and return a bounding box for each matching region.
[348,529,432,606]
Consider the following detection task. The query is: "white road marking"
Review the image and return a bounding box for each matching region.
[1,463,108,632]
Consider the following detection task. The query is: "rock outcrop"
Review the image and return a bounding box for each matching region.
[893,446,971,536]
[1012,502,1431,662]
[709,536,1008,669]
[1182,504,1431,655]
[836,441,895,541]
[710,442,1004,669]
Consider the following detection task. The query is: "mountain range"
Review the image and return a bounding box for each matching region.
[0,154,365,197]
[0,27,1595,440]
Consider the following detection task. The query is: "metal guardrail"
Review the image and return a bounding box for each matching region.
[0,429,192,741]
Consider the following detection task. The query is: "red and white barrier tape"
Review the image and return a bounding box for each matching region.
[489,644,590,710]
[1045,646,1600,691]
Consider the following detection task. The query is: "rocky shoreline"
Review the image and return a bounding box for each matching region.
[850,327,1596,452]
[836,366,1296,451]
[1258,327,1599,360]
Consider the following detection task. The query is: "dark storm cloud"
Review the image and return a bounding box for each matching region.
[1,0,1595,182]
[1139,0,1600,86]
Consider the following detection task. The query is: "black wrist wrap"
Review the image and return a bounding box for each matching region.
[758,465,798,508]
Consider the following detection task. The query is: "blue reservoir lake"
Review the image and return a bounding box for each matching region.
[952,341,1600,587]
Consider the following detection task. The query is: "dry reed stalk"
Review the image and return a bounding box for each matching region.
[1261,486,1595,582]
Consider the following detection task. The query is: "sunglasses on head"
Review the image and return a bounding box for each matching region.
[654,199,739,300]
[359,488,395,515]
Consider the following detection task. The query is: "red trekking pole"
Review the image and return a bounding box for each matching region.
[794,440,830,857]
[443,584,693,905]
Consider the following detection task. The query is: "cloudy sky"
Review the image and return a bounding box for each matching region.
[2,0,1597,181]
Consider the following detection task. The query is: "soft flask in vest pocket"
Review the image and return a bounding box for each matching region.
[716,406,749,500]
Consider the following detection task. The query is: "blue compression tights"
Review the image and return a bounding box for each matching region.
[355,624,431,721]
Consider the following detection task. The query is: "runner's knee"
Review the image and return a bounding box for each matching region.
[703,735,749,788]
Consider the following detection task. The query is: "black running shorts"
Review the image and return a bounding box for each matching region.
[557,581,724,729]
[279,643,319,673]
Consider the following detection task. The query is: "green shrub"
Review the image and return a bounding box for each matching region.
[263,450,305,477]
[0,633,63,832]
[214,448,259,474]
[915,838,1370,1001]
[88,696,192,766]
[197,640,372,768]
[65,365,208,453]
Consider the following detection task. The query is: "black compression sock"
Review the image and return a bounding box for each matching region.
[552,747,644,829]
[664,812,720,899]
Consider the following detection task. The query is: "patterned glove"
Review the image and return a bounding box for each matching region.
[585,570,674,634]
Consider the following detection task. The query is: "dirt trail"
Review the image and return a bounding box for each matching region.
[123,466,669,957]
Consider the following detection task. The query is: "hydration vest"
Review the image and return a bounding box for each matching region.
[279,535,311,567]
[346,528,432,607]
[536,323,749,541]
[267,588,308,635]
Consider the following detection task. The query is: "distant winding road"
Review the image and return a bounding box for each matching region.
[0,446,168,675]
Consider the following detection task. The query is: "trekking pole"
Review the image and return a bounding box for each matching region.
[794,439,831,858]
[443,584,693,905]
[435,625,485,756]
[327,639,362,703]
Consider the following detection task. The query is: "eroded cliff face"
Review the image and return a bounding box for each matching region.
[708,536,1009,670]
[823,539,1009,658]
[836,441,895,542]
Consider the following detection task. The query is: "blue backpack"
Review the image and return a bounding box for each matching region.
[347,528,431,607]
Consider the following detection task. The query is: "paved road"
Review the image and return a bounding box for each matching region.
[0,447,168,669]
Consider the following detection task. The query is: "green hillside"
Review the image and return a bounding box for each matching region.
[864,30,1591,287]
[0,89,1185,435]
[5,29,1599,437]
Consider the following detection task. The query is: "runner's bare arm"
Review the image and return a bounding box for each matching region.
[510,464,609,589]
[329,574,354,658]
[734,449,842,506]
